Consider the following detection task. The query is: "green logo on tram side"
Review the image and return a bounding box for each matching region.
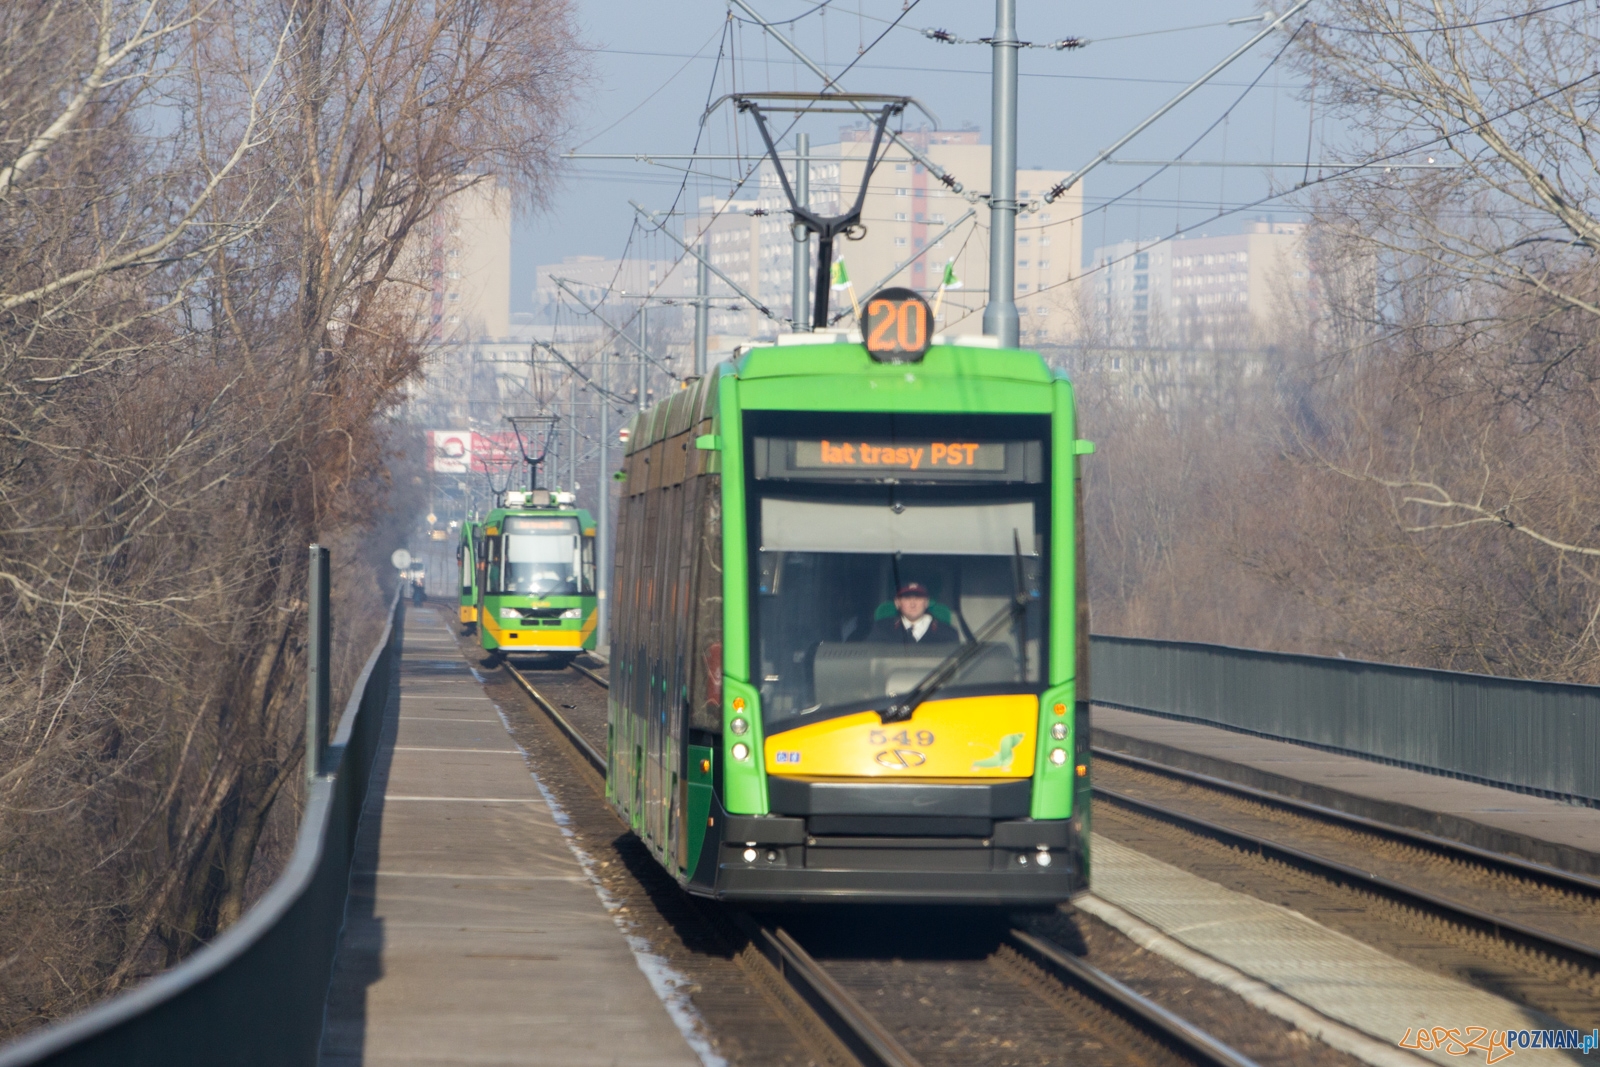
[971,733,1026,772]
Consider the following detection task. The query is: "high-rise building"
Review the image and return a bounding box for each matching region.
[1088,221,1312,348]
[422,178,512,342]
[686,196,766,341]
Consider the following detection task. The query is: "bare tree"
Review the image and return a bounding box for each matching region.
[1250,1,1600,676]
[0,0,579,1034]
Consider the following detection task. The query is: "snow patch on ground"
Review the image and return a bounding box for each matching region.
[486,697,727,1067]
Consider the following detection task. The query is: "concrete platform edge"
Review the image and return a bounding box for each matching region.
[1093,715,1600,878]
[1075,893,1430,1067]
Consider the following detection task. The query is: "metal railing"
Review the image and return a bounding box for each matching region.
[0,572,404,1067]
[1092,635,1600,806]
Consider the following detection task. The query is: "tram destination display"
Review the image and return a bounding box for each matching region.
[752,435,1042,483]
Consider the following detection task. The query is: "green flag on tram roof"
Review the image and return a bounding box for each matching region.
[830,259,851,291]
[941,260,962,289]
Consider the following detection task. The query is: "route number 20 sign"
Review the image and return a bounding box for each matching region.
[862,286,933,363]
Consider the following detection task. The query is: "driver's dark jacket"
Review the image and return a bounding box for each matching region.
[867,615,959,644]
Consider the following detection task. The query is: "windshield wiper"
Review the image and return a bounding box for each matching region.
[881,533,1032,724]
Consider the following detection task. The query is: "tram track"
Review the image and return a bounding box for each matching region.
[1092,748,1600,1027]
[509,656,1268,1067]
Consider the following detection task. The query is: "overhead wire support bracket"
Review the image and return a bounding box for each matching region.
[707,92,919,328]
[532,340,640,407]
[549,276,682,380]
[629,200,774,320]
[724,0,972,200]
[1043,0,1312,203]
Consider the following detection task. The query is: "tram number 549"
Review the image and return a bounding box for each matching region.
[869,729,935,747]
[862,287,933,362]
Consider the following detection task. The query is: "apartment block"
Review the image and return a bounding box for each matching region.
[420,178,511,342]
[1089,221,1311,348]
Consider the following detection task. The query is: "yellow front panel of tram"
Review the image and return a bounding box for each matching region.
[763,694,1037,778]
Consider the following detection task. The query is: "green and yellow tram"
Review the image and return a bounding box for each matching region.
[477,491,599,666]
[609,302,1093,904]
[458,519,481,633]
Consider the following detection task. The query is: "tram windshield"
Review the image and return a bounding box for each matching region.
[747,411,1050,727]
[491,516,589,596]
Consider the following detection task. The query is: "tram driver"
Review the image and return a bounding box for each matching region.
[869,582,959,645]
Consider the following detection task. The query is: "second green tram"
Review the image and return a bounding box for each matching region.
[476,493,600,665]
[607,327,1093,904]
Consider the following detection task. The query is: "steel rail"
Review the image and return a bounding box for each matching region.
[1007,930,1261,1067]
[502,660,925,1066]
[510,659,1260,1066]
[569,660,609,689]
[504,665,606,774]
[1092,746,1600,897]
[1095,785,1600,975]
[733,915,924,1067]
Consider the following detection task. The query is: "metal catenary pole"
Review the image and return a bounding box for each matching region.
[791,132,810,332]
[630,201,771,316]
[306,544,331,784]
[638,305,648,411]
[597,352,610,650]
[694,250,709,375]
[983,0,1020,347]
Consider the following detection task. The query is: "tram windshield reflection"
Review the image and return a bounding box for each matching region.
[492,516,584,596]
[753,496,1045,724]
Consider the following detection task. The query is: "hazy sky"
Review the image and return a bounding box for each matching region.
[514,1,1328,313]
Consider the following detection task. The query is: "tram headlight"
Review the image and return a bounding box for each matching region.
[499,608,520,619]
[730,717,749,736]
[1051,722,1068,741]
[1049,748,1068,766]
[731,742,750,761]
[560,608,582,619]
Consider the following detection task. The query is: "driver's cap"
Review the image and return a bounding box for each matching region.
[896,582,929,597]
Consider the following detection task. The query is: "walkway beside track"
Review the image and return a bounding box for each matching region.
[1085,836,1566,1067]
[319,611,699,1067]
[1094,704,1600,874]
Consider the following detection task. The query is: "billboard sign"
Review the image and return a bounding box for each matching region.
[426,430,524,474]
[427,430,472,473]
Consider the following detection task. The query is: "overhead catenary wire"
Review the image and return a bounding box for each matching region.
[572,24,727,151]
[973,62,1600,326]
[563,1,1338,358]
[724,0,972,198]
[576,0,1312,337]
[1041,19,1312,235]
[579,46,1308,91]
[1044,0,1313,204]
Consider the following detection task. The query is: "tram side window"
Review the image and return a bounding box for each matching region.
[689,475,723,734]
[485,535,502,592]
[582,533,596,594]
